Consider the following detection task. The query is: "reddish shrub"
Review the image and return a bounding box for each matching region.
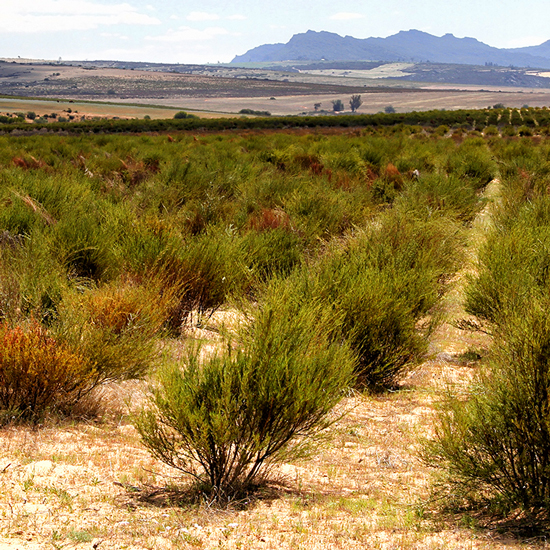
[11,156,48,170]
[248,208,292,232]
[0,322,90,420]
[383,163,404,190]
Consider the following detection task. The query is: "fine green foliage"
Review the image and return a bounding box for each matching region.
[396,172,483,222]
[426,308,550,514]
[239,109,271,116]
[149,231,250,330]
[136,300,355,499]
[332,99,345,112]
[263,211,462,389]
[445,138,496,189]
[429,157,550,516]
[0,240,69,325]
[465,196,550,325]
[173,111,196,119]
[54,279,173,386]
[1,106,549,134]
[0,127,483,422]
[349,95,363,113]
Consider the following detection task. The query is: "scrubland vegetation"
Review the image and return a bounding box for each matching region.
[0,116,549,547]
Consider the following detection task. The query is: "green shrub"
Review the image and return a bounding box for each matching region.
[426,307,550,514]
[465,196,550,325]
[484,125,499,136]
[240,228,303,282]
[446,139,496,189]
[518,125,534,137]
[0,239,69,325]
[239,109,271,116]
[136,299,354,499]
[433,183,550,516]
[151,231,249,330]
[55,279,171,385]
[173,111,196,120]
[333,216,459,387]
[396,172,483,223]
[264,211,461,389]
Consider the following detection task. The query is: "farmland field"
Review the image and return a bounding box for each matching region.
[0,120,549,549]
[3,59,550,118]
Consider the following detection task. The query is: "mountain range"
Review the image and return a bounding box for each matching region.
[232,30,550,70]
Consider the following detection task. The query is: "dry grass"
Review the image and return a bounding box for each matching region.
[0,97,189,121]
[0,360,540,550]
[118,90,550,117]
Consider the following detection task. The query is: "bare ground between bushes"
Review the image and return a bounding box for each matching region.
[0,181,546,549]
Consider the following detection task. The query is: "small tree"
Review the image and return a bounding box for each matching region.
[174,111,199,119]
[349,95,363,113]
[314,102,321,111]
[332,99,345,112]
[384,105,396,114]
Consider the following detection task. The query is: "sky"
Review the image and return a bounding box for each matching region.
[1,0,550,64]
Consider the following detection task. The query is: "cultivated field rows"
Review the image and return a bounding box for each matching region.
[0,127,548,548]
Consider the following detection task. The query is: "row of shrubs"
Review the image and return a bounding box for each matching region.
[8,127,544,506]
[428,137,550,516]
[1,107,550,135]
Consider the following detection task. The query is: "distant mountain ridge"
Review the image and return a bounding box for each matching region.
[232,30,550,69]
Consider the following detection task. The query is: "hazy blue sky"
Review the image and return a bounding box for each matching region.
[2,0,550,64]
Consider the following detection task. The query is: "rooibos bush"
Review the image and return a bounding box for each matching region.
[430,187,550,516]
[149,231,249,331]
[465,195,550,325]
[426,307,550,515]
[270,211,461,389]
[0,321,90,421]
[136,299,355,499]
[56,278,174,385]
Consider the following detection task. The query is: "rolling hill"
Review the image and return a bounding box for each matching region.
[232,29,550,69]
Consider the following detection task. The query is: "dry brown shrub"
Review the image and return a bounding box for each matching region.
[383,163,403,185]
[184,210,207,236]
[365,167,378,183]
[77,278,176,336]
[248,208,292,232]
[11,156,48,171]
[0,321,91,421]
[294,153,325,176]
[335,173,352,190]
